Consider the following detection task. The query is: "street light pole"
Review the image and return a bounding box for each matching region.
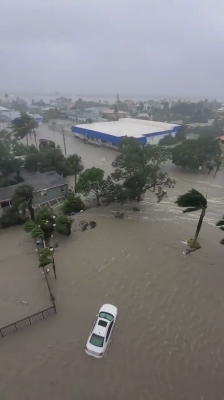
[61,126,67,156]
[49,247,57,279]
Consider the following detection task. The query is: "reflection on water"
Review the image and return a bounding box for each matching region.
[2,124,224,400]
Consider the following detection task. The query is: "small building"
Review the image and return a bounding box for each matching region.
[101,109,127,119]
[71,118,180,147]
[0,171,68,215]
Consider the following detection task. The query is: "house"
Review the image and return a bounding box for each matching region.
[101,109,127,119]
[0,171,68,215]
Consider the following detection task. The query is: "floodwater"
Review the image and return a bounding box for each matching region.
[1,125,224,399]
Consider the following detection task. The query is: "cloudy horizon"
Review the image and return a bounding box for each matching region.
[0,0,223,98]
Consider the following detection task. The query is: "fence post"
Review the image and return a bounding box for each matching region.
[28,317,31,325]
[0,329,3,337]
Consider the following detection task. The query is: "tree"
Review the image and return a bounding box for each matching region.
[159,134,177,146]
[12,113,38,147]
[76,167,105,204]
[65,154,84,192]
[111,138,171,200]
[175,125,188,142]
[61,194,84,215]
[38,248,53,268]
[5,93,8,99]
[172,138,221,170]
[12,184,35,221]
[175,189,207,244]
[55,214,72,235]
[24,220,44,239]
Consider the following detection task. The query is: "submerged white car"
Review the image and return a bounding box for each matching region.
[85,304,117,359]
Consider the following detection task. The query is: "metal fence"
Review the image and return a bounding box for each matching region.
[0,305,56,338]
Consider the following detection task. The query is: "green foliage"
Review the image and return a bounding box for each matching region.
[111,138,172,201]
[159,134,177,146]
[12,113,38,146]
[0,209,27,228]
[34,207,55,239]
[175,189,207,243]
[12,184,34,221]
[61,195,84,214]
[175,189,207,212]
[73,98,108,111]
[76,167,105,203]
[65,154,84,191]
[172,138,221,170]
[42,108,66,123]
[38,248,53,268]
[55,214,72,236]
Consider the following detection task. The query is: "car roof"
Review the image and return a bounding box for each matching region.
[92,318,108,338]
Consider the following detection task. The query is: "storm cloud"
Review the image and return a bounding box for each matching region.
[0,0,223,97]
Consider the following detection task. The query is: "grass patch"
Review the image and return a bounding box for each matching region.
[187,238,201,249]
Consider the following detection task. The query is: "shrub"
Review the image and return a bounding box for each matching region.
[159,134,177,146]
[61,195,84,215]
[0,209,27,228]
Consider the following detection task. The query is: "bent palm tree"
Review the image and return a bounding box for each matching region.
[24,220,44,239]
[38,248,53,268]
[12,113,38,147]
[12,184,35,221]
[175,189,207,243]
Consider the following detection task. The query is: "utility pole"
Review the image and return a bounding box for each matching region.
[61,126,67,156]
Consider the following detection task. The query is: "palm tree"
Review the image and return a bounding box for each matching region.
[12,113,38,147]
[39,248,57,283]
[175,189,207,243]
[12,184,35,221]
[216,216,224,244]
[112,103,119,120]
[38,248,53,268]
[24,220,44,239]
[66,154,84,192]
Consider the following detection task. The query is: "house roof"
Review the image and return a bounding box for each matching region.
[0,171,68,202]
[20,171,67,191]
[0,106,10,112]
[75,118,180,139]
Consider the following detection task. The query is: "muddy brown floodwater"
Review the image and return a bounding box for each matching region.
[1,126,224,399]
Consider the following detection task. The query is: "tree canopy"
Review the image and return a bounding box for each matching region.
[175,189,207,244]
[76,167,105,204]
[12,113,38,147]
[111,138,172,201]
[172,138,221,171]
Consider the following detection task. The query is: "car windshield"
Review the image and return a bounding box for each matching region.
[99,312,114,321]
[90,333,104,347]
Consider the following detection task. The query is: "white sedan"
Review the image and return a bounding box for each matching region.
[85,304,117,359]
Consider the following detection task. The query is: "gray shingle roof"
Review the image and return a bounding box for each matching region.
[0,171,68,202]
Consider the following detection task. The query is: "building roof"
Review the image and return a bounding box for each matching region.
[0,171,68,202]
[75,118,180,139]
[101,109,126,115]
[0,184,21,202]
[0,106,10,112]
[20,171,67,192]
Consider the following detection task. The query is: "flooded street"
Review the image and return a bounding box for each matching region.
[1,124,224,399]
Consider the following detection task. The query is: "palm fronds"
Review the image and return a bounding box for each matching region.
[175,189,207,212]
[38,248,53,268]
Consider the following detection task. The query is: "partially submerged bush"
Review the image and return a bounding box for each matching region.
[61,195,84,215]
[0,209,27,228]
[187,238,201,249]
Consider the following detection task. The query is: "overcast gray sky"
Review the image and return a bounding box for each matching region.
[0,0,223,97]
